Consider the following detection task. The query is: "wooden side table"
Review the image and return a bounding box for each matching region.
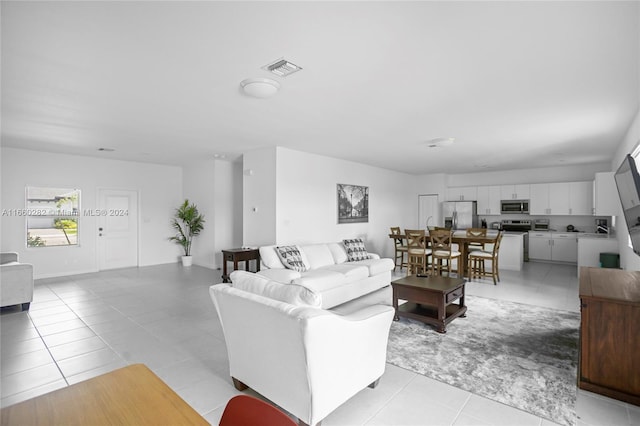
[222,248,260,283]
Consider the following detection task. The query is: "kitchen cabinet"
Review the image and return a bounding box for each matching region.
[530,182,592,216]
[447,186,477,201]
[476,186,501,215]
[579,267,640,405]
[500,184,530,200]
[528,232,577,263]
[594,172,619,216]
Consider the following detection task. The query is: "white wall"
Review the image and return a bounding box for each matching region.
[247,147,415,258]
[243,147,277,247]
[182,158,243,269]
[1,148,183,278]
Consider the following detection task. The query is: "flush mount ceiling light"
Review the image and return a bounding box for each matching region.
[262,58,302,77]
[97,147,115,152]
[240,78,280,98]
[426,137,455,148]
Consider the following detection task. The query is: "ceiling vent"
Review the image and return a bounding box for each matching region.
[263,58,302,77]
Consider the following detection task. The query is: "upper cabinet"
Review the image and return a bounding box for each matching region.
[500,184,530,200]
[476,186,501,215]
[530,182,592,215]
[447,186,477,201]
[594,172,619,216]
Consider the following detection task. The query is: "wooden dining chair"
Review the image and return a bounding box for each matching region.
[468,231,503,285]
[429,229,462,277]
[404,229,432,276]
[390,226,408,270]
[466,228,487,252]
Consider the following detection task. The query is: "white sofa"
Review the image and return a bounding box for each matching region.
[257,242,395,310]
[1,252,34,311]
[210,271,395,426]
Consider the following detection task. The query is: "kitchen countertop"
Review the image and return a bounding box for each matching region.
[528,230,617,239]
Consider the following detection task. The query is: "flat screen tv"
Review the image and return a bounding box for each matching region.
[614,154,640,255]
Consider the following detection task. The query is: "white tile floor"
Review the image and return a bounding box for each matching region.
[1,262,638,425]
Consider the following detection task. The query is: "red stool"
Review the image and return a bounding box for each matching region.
[219,395,297,426]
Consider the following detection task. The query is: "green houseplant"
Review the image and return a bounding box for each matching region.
[170,199,205,266]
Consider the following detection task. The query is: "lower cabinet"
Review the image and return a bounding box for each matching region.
[528,232,578,263]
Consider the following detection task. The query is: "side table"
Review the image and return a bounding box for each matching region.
[222,248,260,283]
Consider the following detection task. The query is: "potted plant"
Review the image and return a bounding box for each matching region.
[170,199,205,267]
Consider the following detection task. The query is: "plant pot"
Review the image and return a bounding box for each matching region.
[181,255,193,267]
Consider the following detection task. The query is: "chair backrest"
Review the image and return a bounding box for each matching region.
[404,229,426,252]
[390,227,405,248]
[390,226,401,235]
[492,231,504,256]
[430,229,453,251]
[220,395,297,426]
[466,228,487,238]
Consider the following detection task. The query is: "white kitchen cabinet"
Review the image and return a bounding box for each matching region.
[497,233,523,271]
[530,184,550,215]
[500,184,530,200]
[569,181,594,216]
[551,233,578,263]
[594,172,619,216]
[529,231,577,263]
[447,186,477,201]
[529,232,552,260]
[530,181,592,216]
[476,185,501,215]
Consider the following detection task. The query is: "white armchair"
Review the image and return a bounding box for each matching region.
[209,279,394,426]
[1,252,34,311]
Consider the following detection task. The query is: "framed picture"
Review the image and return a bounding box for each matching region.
[337,184,369,224]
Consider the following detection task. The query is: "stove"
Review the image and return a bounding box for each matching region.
[500,219,532,232]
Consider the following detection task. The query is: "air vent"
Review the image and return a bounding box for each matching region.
[262,58,302,77]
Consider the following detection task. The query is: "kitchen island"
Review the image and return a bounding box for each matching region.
[451,230,524,272]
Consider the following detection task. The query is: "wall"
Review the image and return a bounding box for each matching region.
[245,147,415,258]
[1,147,182,278]
[242,147,277,247]
[182,158,243,269]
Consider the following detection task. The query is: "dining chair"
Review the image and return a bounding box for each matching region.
[390,226,408,270]
[429,229,462,277]
[466,228,487,252]
[404,229,432,276]
[219,395,297,426]
[468,231,503,285]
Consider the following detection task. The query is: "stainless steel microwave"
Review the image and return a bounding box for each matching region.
[500,200,530,214]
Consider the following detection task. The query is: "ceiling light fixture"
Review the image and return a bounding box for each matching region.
[426,137,455,148]
[97,147,115,152]
[240,78,280,98]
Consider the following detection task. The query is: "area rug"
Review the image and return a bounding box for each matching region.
[387,296,580,426]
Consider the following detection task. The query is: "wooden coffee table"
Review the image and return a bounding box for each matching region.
[392,275,467,333]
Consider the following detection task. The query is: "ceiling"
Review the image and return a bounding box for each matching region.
[2,1,639,175]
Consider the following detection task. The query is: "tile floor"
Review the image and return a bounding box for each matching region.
[1,262,639,425]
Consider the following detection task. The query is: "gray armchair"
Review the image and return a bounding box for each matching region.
[1,252,34,311]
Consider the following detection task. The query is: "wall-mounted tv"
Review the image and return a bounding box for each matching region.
[614,153,640,256]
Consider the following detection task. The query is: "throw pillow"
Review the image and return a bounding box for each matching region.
[343,238,371,262]
[275,245,309,272]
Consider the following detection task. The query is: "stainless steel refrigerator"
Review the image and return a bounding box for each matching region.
[442,201,478,230]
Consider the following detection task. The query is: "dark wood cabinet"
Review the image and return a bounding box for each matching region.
[579,267,640,406]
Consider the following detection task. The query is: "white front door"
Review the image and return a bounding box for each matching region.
[97,189,138,270]
[418,194,440,229]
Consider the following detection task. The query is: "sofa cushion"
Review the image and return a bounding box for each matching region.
[299,244,335,269]
[256,269,302,283]
[343,239,371,262]
[275,245,309,272]
[292,270,347,292]
[319,264,369,282]
[260,246,285,269]
[327,242,348,264]
[352,258,395,276]
[230,271,321,307]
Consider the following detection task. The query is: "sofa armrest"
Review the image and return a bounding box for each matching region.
[1,252,19,265]
[368,253,381,260]
[256,269,301,283]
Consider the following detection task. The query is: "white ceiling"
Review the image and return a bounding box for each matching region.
[2,1,639,174]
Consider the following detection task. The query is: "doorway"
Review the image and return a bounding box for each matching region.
[97,189,138,270]
[418,194,440,229]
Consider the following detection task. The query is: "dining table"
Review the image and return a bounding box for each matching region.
[389,230,499,277]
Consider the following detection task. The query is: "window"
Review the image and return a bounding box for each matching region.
[25,187,80,247]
